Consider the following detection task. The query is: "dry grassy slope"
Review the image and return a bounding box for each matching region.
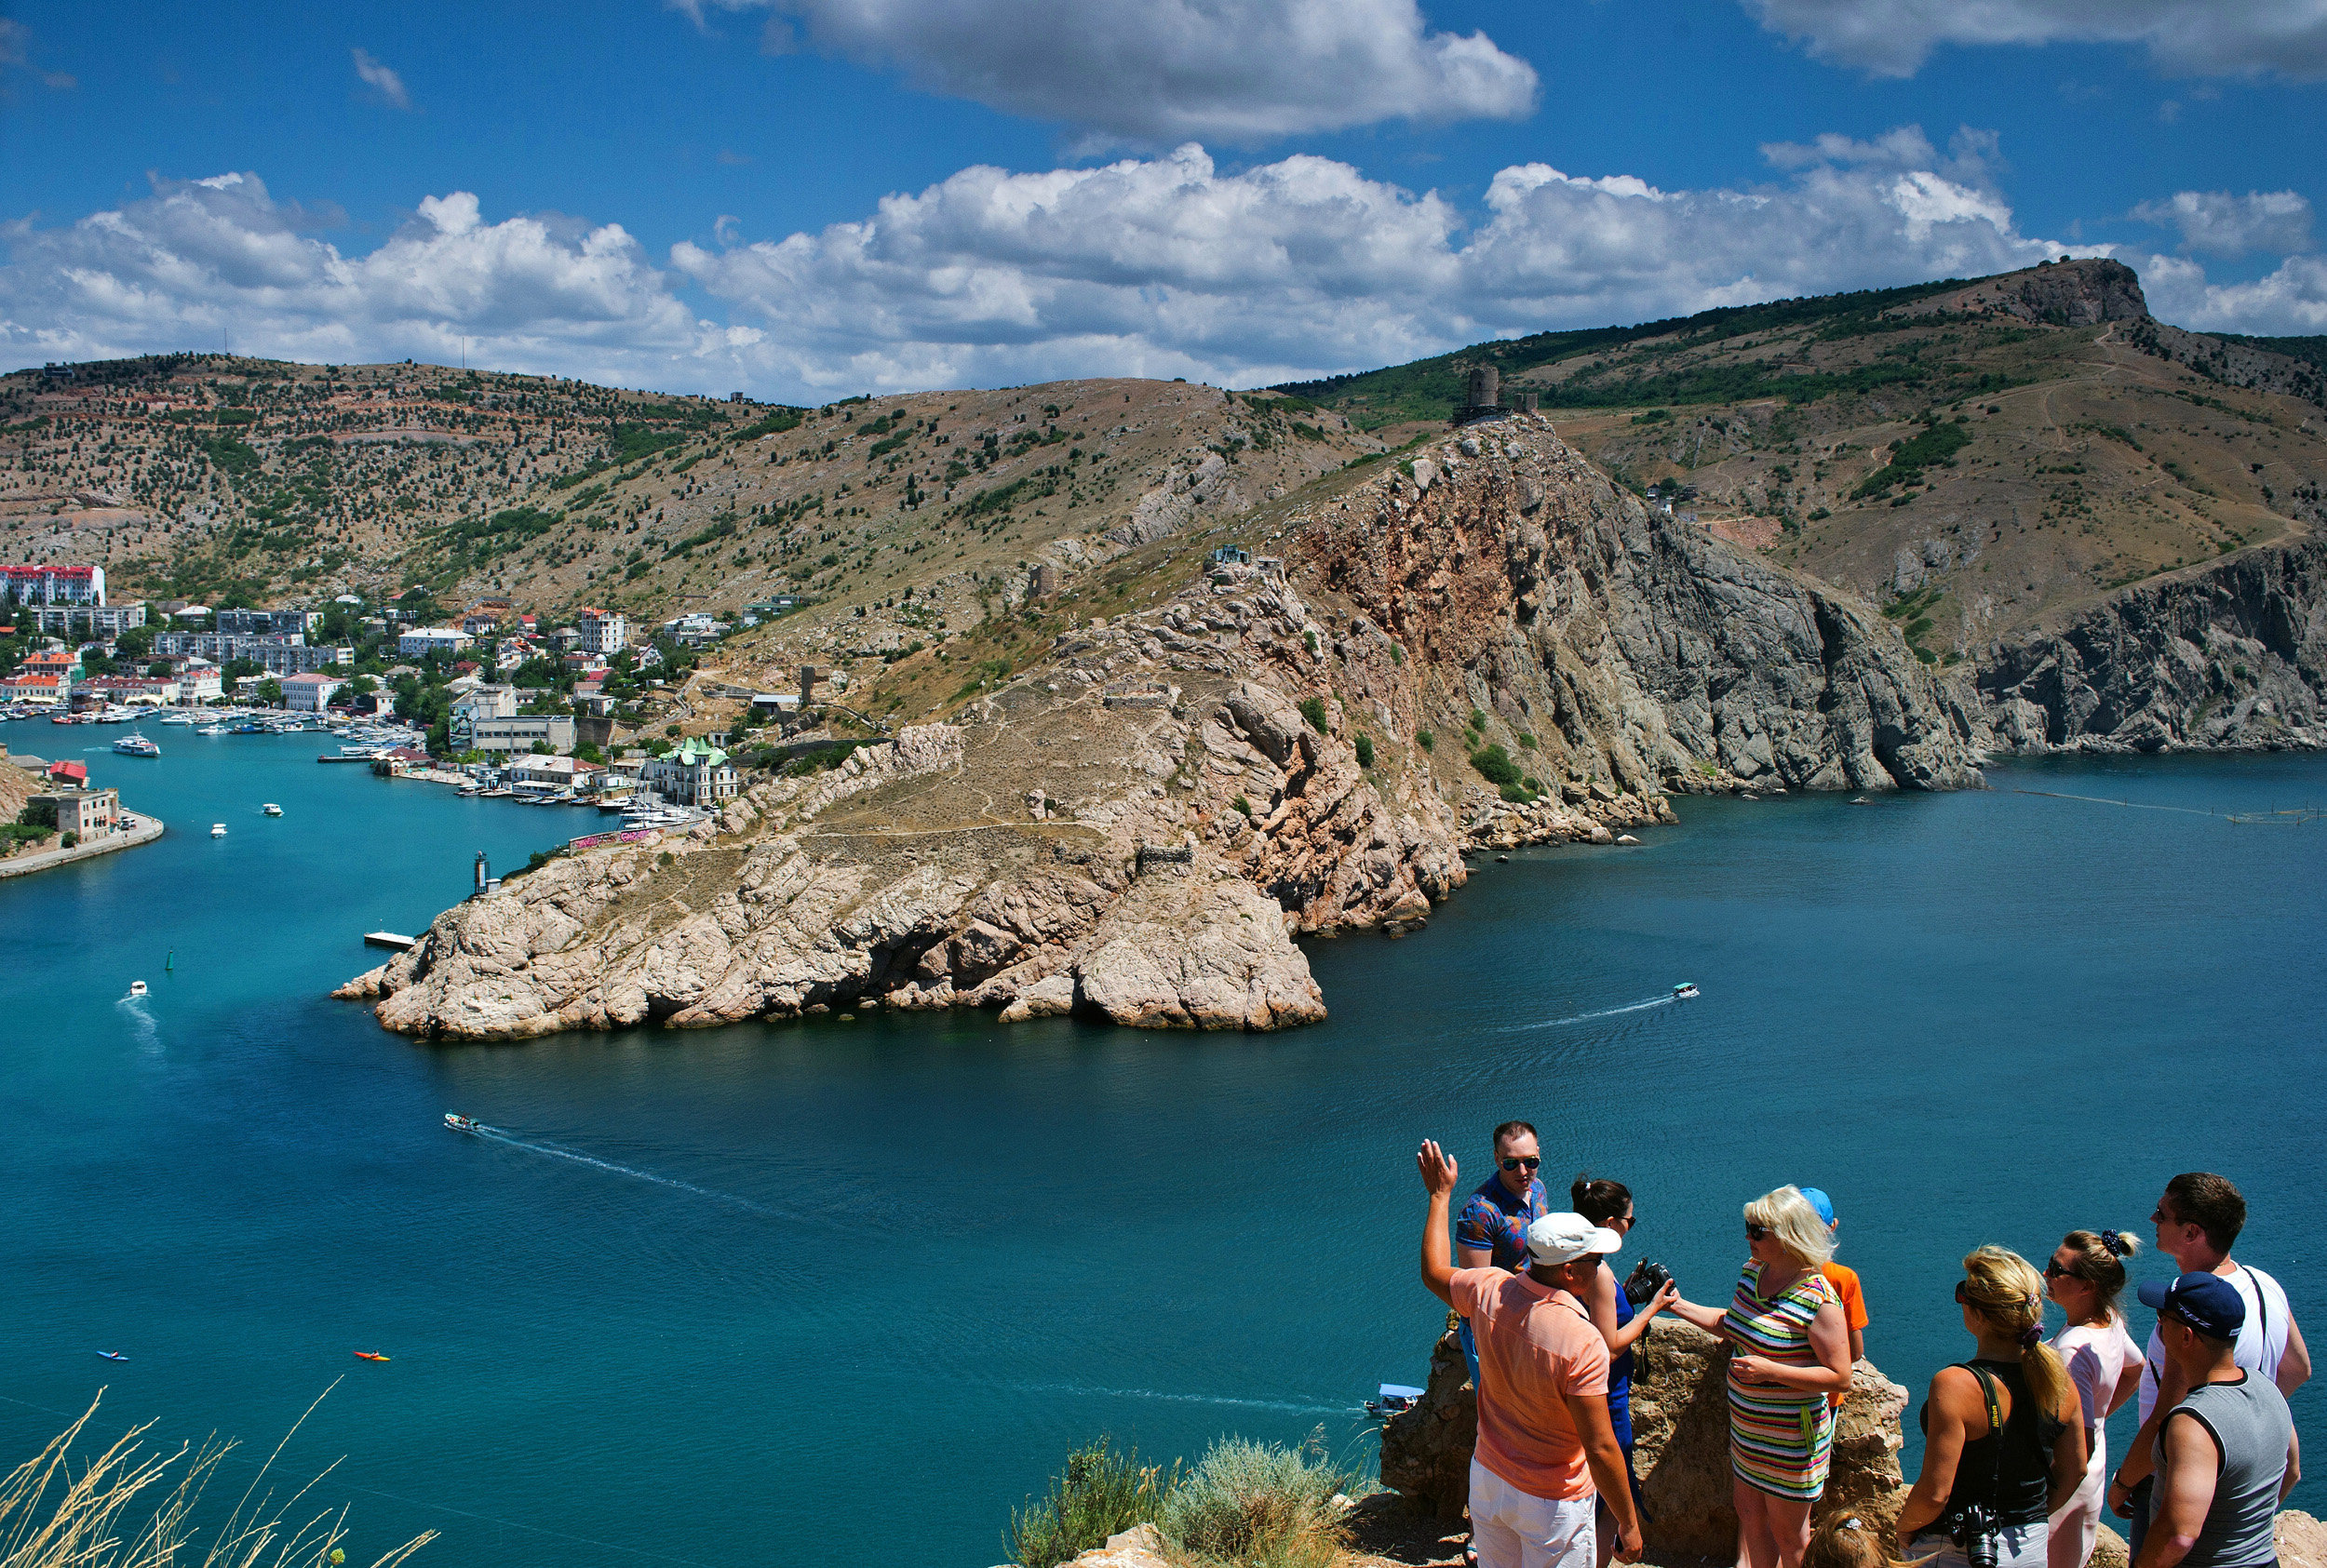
[0,358,1378,632]
[1292,261,2327,660]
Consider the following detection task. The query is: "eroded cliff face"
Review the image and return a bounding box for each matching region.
[1980,537,2327,753]
[340,417,1980,1039]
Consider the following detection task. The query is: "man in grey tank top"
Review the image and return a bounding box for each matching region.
[2131,1272,2300,1568]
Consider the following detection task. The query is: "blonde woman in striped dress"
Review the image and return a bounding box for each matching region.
[1671,1186,1856,1568]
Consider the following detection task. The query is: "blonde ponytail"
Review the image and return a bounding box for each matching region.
[1961,1245,2071,1419]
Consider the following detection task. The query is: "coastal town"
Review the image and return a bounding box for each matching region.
[0,558,828,874]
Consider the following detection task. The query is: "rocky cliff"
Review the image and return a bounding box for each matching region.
[1980,537,2327,753]
[339,416,1981,1039]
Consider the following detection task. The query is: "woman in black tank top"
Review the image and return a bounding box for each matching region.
[1894,1248,2089,1568]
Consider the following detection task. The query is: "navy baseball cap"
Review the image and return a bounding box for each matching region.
[1799,1187,1836,1226]
[2139,1271,2247,1340]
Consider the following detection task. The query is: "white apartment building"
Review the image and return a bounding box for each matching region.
[397,626,473,658]
[576,608,626,656]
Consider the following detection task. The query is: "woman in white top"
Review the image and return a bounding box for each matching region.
[2043,1228,2144,1568]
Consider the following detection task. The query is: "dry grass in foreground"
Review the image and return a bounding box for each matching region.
[0,1391,432,1568]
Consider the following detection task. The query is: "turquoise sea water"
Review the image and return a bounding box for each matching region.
[1,730,2321,1568]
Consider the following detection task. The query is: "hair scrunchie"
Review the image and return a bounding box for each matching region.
[2020,1323,2045,1348]
[2103,1229,2129,1256]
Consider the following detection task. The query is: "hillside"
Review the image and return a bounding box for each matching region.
[0,357,1378,636]
[1281,260,2327,652]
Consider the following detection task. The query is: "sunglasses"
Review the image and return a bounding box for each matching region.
[1745,1223,1769,1240]
[1500,1156,1541,1172]
[2043,1260,2071,1279]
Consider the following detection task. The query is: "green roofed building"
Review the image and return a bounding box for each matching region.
[642,735,738,809]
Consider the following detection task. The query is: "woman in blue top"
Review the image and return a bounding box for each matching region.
[1575,1173,1680,1568]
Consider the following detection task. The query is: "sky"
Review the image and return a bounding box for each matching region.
[2,0,2324,402]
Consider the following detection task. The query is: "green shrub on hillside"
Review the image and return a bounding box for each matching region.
[1298,697,1328,733]
[1158,1430,1357,1568]
[1005,1437,1178,1568]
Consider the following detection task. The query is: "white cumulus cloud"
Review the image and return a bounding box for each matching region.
[678,0,1538,141]
[2131,189,2315,258]
[17,132,2321,402]
[0,172,733,389]
[351,47,412,111]
[1740,0,2327,79]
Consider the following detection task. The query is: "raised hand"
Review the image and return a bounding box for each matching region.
[1416,1137,1459,1197]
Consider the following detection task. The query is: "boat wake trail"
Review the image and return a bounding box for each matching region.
[116,994,158,1049]
[1003,1381,1351,1417]
[467,1126,767,1213]
[1504,996,1674,1033]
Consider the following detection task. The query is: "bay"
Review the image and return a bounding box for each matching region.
[1,730,2320,1568]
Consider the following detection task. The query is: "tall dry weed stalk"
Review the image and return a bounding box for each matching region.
[0,1389,433,1568]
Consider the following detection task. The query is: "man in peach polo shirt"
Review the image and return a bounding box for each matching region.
[1419,1138,1644,1568]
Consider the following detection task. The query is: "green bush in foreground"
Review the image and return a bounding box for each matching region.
[1159,1430,1358,1568]
[1006,1437,1178,1568]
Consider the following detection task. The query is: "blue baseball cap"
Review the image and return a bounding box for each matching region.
[2139,1271,2247,1340]
[1799,1187,1836,1226]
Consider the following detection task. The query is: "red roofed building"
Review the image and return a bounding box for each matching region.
[2,564,105,606]
[47,758,87,786]
[0,671,66,704]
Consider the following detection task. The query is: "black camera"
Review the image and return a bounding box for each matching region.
[1946,1502,1999,1568]
[1623,1259,1673,1306]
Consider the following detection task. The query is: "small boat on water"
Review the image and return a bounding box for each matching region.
[114,731,159,757]
[353,1351,391,1362]
[444,1113,480,1133]
[210,823,227,838]
[97,1351,128,1361]
[158,712,197,726]
[262,803,283,816]
[1672,982,1700,999]
[1365,1383,1426,1417]
[129,980,148,998]
[197,724,228,736]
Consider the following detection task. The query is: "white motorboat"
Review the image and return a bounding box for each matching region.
[197,723,229,736]
[210,823,227,838]
[128,980,148,998]
[114,731,160,757]
[1672,982,1700,999]
[444,1113,481,1133]
[262,803,283,816]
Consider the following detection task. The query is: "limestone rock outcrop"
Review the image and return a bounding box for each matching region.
[343,417,1983,1039]
[1979,539,2327,754]
[1381,1318,1906,1557]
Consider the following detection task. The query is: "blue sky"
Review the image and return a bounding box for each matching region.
[2,0,2323,400]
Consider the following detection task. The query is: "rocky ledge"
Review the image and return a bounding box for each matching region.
[340,417,1980,1039]
[1981,535,2327,753]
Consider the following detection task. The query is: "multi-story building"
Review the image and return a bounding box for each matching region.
[20,649,84,684]
[73,675,182,707]
[279,673,346,712]
[473,714,576,755]
[397,626,473,658]
[1,564,105,606]
[20,601,147,638]
[505,755,601,792]
[449,685,518,750]
[642,737,739,808]
[29,785,121,838]
[149,632,353,674]
[0,671,65,704]
[576,608,625,656]
[213,608,320,639]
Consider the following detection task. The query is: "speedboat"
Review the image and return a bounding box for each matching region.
[129,980,148,998]
[158,712,197,726]
[197,723,228,736]
[1672,982,1700,999]
[210,823,226,838]
[114,732,159,757]
[1365,1383,1427,1417]
[444,1113,480,1133]
[262,803,282,816]
[97,1350,128,1361]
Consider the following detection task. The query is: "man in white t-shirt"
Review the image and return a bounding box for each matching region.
[2107,1173,2311,1554]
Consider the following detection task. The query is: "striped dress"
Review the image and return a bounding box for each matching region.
[1724,1260,1841,1499]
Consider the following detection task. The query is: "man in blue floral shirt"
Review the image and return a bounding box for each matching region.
[1455,1119,1549,1374]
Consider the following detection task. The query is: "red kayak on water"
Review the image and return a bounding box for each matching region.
[353,1351,391,1361]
